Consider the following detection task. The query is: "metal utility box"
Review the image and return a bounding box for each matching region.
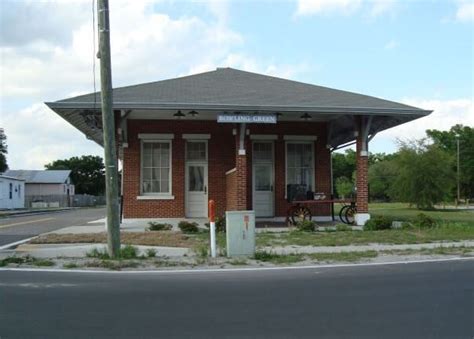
[226,210,255,257]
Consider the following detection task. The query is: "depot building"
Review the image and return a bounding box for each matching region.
[46,68,431,225]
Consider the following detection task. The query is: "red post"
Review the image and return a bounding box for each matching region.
[209,199,215,222]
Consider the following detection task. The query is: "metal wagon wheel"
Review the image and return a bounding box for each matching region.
[345,206,357,225]
[339,205,350,224]
[291,206,312,225]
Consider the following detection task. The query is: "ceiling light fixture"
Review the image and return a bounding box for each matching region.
[300,113,312,121]
[173,110,185,119]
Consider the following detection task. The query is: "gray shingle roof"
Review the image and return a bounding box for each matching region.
[55,67,424,113]
[4,170,71,184]
[45,67,431,148]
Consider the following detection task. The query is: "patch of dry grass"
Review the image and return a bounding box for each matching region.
[31,231,197,248]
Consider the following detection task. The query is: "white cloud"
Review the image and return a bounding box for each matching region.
[456,1,474,22]
[294,0,396,17]
[1,0,315,169]
[1,103,103,170]
[376,98,474,142]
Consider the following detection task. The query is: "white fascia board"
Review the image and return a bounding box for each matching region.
[250,134,278,140]
[138,133,174,140]
[182,134,211,140]
[283,135,317,141]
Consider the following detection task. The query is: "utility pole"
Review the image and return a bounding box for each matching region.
[98,0,120,257]
[456,135,460,206]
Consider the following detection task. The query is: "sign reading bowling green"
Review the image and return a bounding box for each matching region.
[217,114,277,124]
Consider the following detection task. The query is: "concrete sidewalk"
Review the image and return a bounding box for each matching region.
[262,240,474,254]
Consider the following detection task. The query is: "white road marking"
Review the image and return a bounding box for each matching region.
[0,236,38,250]
[0,282,77,288]
[0,217,54,229]
[0,256,472,275]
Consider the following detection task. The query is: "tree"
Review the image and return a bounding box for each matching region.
[368,159,398,201]
[45,155,105,195]
[426,125,474,199]
[389,139,455,209]
[0,128,8,173]
[335,176,353,199]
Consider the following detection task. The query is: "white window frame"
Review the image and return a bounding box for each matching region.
[185,140,208,163]
[138,139,174,200]
[285,141,315,197]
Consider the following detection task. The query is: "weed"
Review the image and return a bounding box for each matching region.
[254,250,304,264]
[120,244,138,259]
[86,247,110,259]
[145,248,157,258]
[148,222,173,231]
[364,215,393,231]
[178,221,199,233]
[63,262,79,269]
[296,220,315,232]
[335,224,352,232]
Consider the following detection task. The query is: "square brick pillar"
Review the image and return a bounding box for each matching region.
[355,117,370,226]
[235,124,248,210]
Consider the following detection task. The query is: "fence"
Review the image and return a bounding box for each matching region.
[25,194,106,208]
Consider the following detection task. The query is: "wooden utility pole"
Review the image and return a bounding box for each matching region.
[98,0,120,257]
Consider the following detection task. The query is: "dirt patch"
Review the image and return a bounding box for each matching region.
[31,231,198,248]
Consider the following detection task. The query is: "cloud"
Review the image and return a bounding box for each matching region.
[294,0,396,17]
[375,98,474,143]
[455,1,474,22]
[1,103,103,170]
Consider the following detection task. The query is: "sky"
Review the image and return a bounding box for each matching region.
[1,0,473,170]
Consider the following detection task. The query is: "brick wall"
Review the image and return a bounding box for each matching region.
[225,169,237,211]
[356,122,369,213]
[122,119,332,218]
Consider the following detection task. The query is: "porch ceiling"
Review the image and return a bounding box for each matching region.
[45,68,431,148]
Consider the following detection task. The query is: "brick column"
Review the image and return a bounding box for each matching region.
[235,126,247,210]
[355,117,370,225]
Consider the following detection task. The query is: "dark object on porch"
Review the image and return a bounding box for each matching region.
[287,184,308,203]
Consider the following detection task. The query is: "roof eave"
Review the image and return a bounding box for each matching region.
[45,101,432,116]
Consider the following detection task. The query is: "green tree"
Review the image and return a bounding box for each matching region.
[0,128,8,173]
[335,176,353,199]
[426,124,474,199]
[390,139,455,209]
[45,155,105,195]
[368,159,398,201]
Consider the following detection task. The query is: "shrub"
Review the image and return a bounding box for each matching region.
[148,222,173,231]
[86,247,110,259]
[205,216,226,232]
[145,248,157,258]
[120,244,139,259]
[412,213,437,229]
[178,221,199,233]
[296,220,315,232]
[364,215,392,231]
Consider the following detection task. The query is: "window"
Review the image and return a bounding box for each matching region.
[186,142,206,162]
[286,142,314,191]
[9,183,13,199]
[18,185,21,198]
[141,141,172,195]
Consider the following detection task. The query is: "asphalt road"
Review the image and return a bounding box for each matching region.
[0,208,105,246]
[0,259,473,338]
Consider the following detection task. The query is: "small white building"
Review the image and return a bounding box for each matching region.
[0,175,25,209]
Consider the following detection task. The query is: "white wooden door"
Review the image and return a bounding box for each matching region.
[185,141,208,218]
[252,142,274,217]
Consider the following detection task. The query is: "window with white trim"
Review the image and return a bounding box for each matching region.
[286,142,314,191]
[141,141,172,195]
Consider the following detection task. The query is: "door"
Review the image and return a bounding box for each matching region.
[252,142,274,217]
[185,141,208,218]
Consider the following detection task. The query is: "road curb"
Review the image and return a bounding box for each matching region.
[1,256,473,274]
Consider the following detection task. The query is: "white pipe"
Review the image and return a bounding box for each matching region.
[210,221,216,258]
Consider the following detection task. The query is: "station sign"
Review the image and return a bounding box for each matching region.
[217,114,277,124]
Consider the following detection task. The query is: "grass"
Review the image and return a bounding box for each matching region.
[369,202,474,224]
[0,255,55,267]
[257,223,474,248]
[31,231,197,248]
[86,245,142,260]
[253,250,378,264]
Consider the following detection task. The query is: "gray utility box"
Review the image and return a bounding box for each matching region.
[226,210,255,257]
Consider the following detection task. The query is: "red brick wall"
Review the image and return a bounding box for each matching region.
[122,119,332,218]
[225,169,237,211]
[356,121,369,213]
